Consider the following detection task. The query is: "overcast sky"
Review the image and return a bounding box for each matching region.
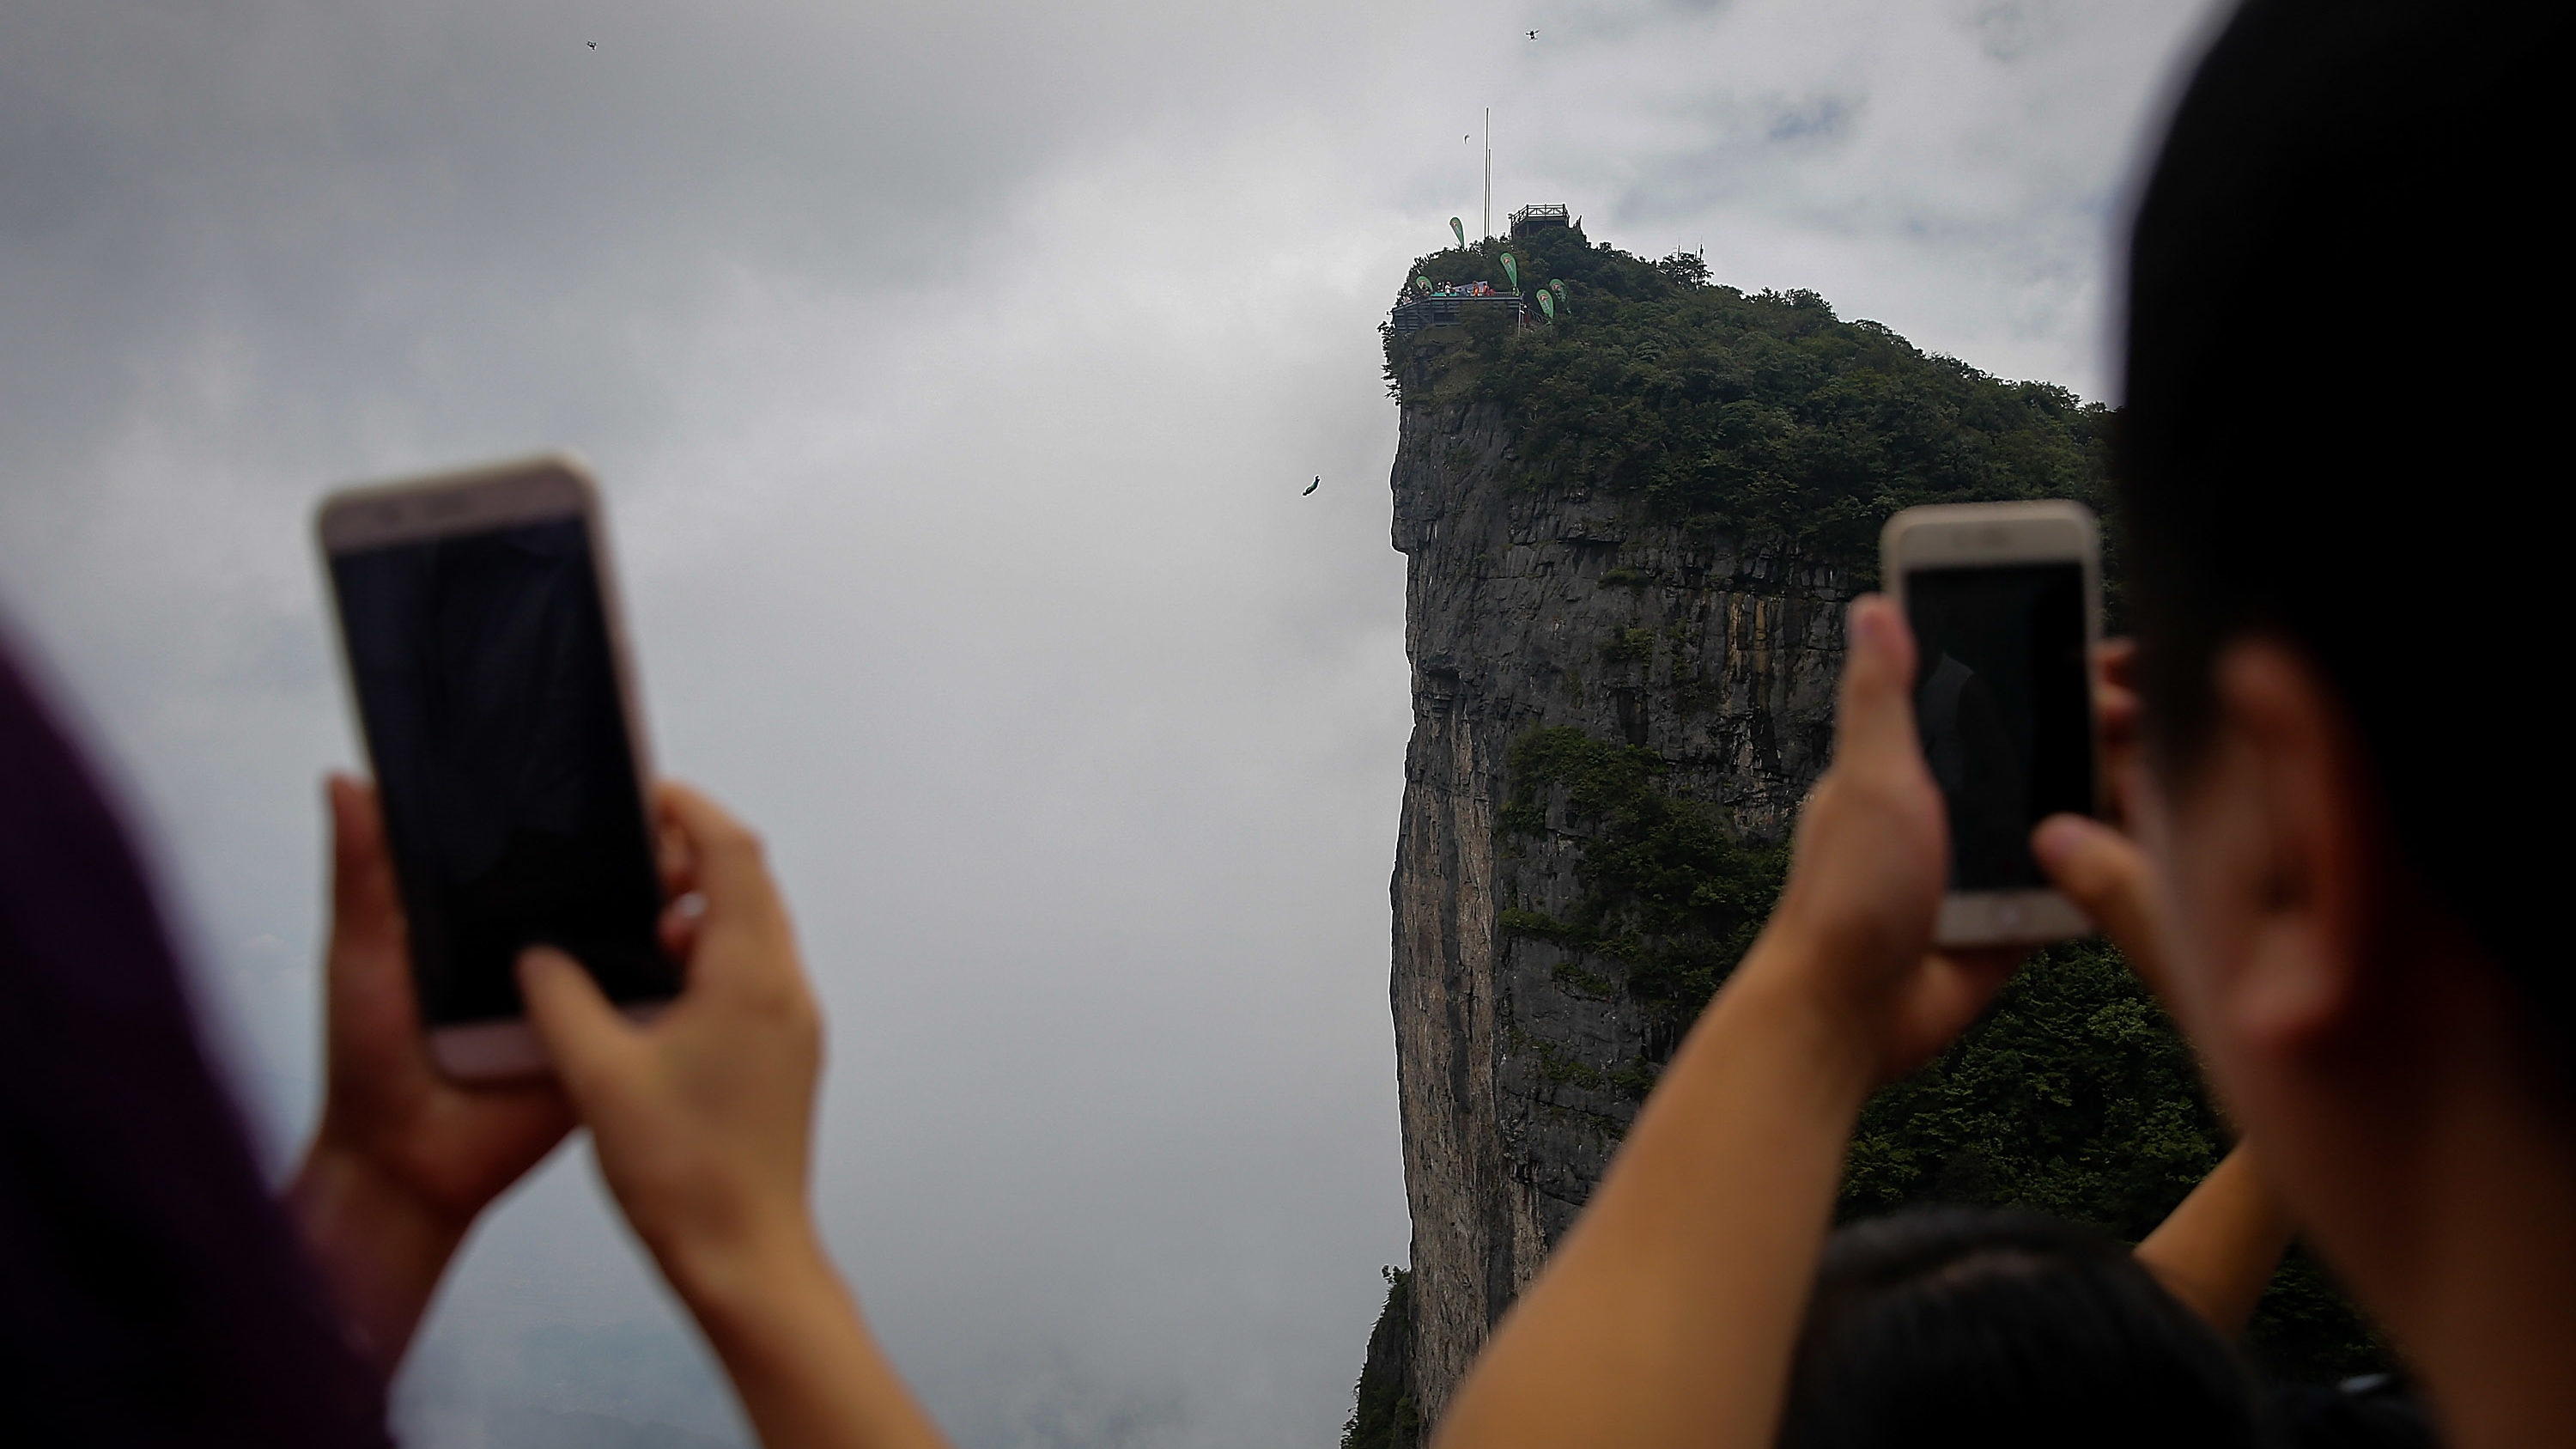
[1,2,2225,1445]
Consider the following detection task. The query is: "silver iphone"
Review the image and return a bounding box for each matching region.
[317,455,677,1080]
[1880,501,2103,947]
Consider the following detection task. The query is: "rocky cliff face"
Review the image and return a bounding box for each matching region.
[1382,332,1856,1425]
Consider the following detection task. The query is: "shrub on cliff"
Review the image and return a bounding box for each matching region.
[1342,1269,1422,1449]
[1499,727,1787,1056]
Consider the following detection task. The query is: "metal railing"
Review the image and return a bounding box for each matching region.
[1389,295,1527,333]
[1509,204,1571,235]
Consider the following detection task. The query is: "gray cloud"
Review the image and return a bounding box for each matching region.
[1,0,2226,1444]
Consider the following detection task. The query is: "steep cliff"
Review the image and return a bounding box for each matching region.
[1346,230,2385,1447]
[1383,375,1844,1423]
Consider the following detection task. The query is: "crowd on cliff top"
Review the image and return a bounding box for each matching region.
[1,2,2564,1448]
[1418,280,1506,298]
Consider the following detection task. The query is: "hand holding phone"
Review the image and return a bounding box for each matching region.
[1880,501,2104,947]
[514,788,960,1449]
[1760,596,2027,1084]
[516,783,823,1295]
[288,775,575,1369]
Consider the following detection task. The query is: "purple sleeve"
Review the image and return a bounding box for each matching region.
[0,641,392,1446]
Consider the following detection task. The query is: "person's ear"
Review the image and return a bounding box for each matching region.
[2203,639,2384,1055]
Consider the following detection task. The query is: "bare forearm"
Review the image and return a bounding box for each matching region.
[1433,941,1875,1449]
[663,1218,953,1449]
[286,1143,468,1376]
[2135,1142,2293,1337]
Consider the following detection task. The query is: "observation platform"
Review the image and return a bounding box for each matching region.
[1509,204,1571,237]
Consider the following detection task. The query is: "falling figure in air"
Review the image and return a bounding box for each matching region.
[1527,30,1539,40]
[586,40,598,48]
[1303,477,1321,496]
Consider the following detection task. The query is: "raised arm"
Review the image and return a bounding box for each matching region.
[1431,598,2020,1449]
[2135,1142,2294,1336]
[519,782,951,1449]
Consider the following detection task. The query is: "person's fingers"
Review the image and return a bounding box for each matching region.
[2092,636,2133,685]
[2098,636,2137,693]
[655,784,797,1006]
[327,774,404,953]
[1832,596,1923,772]
[652,782,700,903]
[2093,639,2144,828]
[2032,813,2173,994]
[2097,682,2138,739]
[657,783,781,919]
[519,947,644,1101]
[320,774,431,1072]
[658,892,706,968]
[2094,640,2141,747]
[1922,946,2024,1020]
[1882,946,2025,1077]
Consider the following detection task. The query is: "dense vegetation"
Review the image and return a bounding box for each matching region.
[1384,225,2122,591]
[1492,722,2379,1383]
[1499,728,1789,1066]
[1340,1269,1420,1449]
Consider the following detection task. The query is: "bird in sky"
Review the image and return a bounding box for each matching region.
[1303,477,1321,496]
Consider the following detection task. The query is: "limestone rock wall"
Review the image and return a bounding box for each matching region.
[1384,338,1858,1425]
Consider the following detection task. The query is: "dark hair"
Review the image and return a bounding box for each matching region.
[1778,1208,2265,1449]
[0,641,388,1445]
[2118,0,2570,1037]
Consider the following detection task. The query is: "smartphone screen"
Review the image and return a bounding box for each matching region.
[1905,563,2094,890]
[329,515,676,1027]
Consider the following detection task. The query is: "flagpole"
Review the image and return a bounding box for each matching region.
[1483,107,1492,241]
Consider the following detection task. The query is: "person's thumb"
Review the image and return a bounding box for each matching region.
[2032,814,2174,995]
[518,947,641,1103]
[1832,595,1922,770]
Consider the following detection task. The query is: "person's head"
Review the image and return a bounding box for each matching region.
[1779,1208,2264,1449]
[2117,0,2572,1400]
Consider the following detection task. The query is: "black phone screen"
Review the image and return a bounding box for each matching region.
[1905,562,2094,890]
[330,515,676,1027]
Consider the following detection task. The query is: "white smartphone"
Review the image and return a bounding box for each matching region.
[1880,500,2104,947]
[316,455,677,1081]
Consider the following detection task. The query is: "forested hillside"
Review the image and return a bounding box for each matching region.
[1386,225,2121,587]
